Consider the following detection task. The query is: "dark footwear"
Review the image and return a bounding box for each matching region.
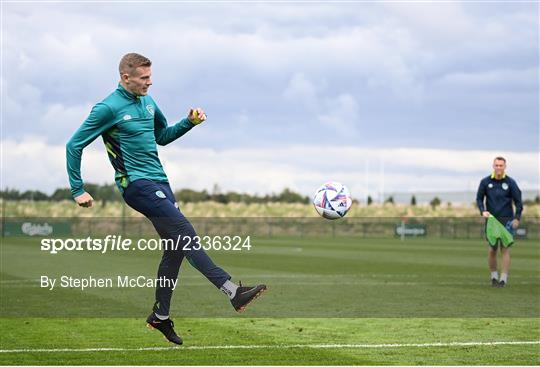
[497,280,506,288]
[146,313,183,345]
[231,282,267,312]
[491,278,499,287]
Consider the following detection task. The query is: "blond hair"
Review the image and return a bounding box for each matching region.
[119,53,151,76]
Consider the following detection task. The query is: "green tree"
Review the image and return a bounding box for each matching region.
[20,190,49,201]
[430,196,441,210]
[410,195,417,206]
[97,183,121,206]
[51,188,73,201]
[367,196,373,205]
[83,183,100,198]
[175,189,210,203]
[0,188,21,200]
[276,188,309,204]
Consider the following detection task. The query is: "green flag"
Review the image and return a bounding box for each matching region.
[486,215,514,247]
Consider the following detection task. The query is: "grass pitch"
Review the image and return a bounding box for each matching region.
[1,235,539,364]
[0,318,539,365]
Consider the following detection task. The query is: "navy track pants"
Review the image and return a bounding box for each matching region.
[123,179,231,316]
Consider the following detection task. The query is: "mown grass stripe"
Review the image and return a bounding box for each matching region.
[1,340,539,353]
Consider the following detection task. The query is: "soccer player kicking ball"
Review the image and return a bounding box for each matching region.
[476,156,523,288]
[66,53,266,344]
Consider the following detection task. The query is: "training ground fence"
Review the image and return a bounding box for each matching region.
[1,217,538,240]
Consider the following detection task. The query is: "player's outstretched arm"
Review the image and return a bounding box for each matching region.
[154,103,207,146]
[66,102,115,206]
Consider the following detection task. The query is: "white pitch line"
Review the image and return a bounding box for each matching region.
[0,341,539,353]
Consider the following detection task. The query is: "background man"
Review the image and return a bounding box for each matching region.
[66,53,266,345]
[476,156,523,288]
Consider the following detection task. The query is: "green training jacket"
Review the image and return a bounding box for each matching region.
[66,83,195,197]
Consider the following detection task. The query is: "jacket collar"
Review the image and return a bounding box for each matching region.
[117,83,139,101]
[491,171,506,180]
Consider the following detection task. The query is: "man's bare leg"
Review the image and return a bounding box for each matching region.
[499,247,510,287]
[488,247,498,286]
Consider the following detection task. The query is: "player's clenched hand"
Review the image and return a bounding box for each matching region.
[188,107,207,125]
[511,219,519,229]
[482,211,490,218]
[74,192,94,208]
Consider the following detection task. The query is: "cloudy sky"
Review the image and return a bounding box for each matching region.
[2,2,538,199]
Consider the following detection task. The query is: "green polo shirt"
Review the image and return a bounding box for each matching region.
[66,83,194,197]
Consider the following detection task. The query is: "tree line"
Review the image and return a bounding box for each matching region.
[0,184,311,205]
[2,185,538,207]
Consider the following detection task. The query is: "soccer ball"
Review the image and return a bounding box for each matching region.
[313,181,353,220]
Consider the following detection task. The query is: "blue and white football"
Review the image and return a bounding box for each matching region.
[313,181,352,220]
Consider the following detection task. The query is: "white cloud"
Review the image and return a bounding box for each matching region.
[283,74,360,136]
[2,1,538,189]
[42,103,93,131]
[2,139,537,199]
[283,73,319,109]
[8,2,533,104]
[317,93,360,136]
[1,138,113,192]
[435,68,538,89]
[4,82,42,121]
